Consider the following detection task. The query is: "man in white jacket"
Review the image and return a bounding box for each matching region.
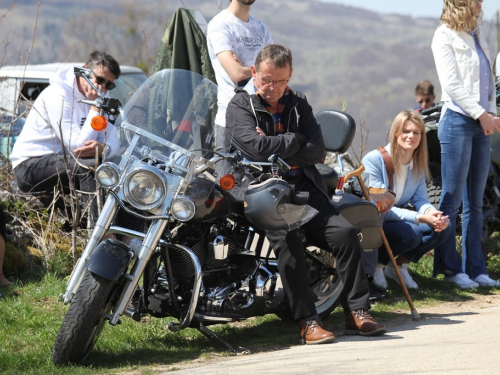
[10,51,120,222]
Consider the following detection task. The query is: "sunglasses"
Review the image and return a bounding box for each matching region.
[417,98,432,104]
[92,70,116,90]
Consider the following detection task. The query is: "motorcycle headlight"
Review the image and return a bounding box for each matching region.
[95,162,120,189]
[123,165,167,210]
[171,196,196,222]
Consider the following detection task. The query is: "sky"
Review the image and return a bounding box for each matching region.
[321,0,499,21]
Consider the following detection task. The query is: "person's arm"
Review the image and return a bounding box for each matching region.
[208,22,252,85]
[363,152,395,213]
[38,89,101,152]
[284,97,326,167]
[431,26,485,120]
[216,50,252,85]
[362,151,387,190]
[226,94,304,162]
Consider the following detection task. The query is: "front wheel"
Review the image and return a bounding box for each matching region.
[52,271,117,366]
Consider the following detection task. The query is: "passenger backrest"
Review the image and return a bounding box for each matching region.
[315,110,356,153]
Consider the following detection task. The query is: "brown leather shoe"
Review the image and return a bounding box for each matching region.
[299,315,335,345]
[345,308,387,336]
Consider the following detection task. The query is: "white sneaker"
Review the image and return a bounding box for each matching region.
[444,273,479,289]
[473,274,500,287]
[384,263,418,289]
[373,265,388,289]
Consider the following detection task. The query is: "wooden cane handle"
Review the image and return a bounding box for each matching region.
[344,165,365,182]
[368,187,388,195]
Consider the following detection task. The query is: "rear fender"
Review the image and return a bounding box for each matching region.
[87,239,134,281]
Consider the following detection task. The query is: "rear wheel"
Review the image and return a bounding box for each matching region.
[52,271,117,366]
[276,247,343,321]
[309,249,343,319]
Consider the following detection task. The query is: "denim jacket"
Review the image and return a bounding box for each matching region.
[362,144,434,223]
[431,23,496,119]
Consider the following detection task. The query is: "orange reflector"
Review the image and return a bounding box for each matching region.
[91,115,108,131]
[220,174,236,190]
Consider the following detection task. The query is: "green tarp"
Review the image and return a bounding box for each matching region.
[153,8,216,83]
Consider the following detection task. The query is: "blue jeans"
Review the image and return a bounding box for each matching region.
[378,221,452,269]
[435,109,490,278]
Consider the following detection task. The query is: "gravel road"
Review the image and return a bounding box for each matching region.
[167,294,500,374]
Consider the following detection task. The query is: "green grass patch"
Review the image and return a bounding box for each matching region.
[1,247,500,374]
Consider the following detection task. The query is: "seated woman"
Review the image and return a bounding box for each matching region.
[362,109,452,290]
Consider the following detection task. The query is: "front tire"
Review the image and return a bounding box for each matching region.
[52,271,117,366]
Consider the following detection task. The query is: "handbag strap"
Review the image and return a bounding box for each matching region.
[377,146,394,190]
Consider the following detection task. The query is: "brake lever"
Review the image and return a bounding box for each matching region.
[268,154,290,174]
[78,98,102,107]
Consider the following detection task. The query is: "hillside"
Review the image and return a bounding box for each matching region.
[0,0,497,154]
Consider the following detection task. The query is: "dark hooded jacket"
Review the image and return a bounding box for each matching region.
[225,88,328,198]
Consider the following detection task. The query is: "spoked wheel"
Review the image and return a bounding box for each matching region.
[308,248,343,319]
[52,271,118,366]
[276,246,343,321]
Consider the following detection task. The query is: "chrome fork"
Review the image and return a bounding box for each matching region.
[62,195,118,303]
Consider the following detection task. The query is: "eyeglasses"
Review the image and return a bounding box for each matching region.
[417,97,432,104]
[258,73,289,87]
[92,70,116,90]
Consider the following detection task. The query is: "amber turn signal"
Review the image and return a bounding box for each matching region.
[91,115,108,131]
[219,174,236,190]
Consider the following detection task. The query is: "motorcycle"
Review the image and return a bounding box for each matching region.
[422,78,500,248]
[51,68,354,365]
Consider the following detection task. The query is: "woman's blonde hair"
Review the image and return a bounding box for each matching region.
[440,0,481,32]
[389,110,430,182]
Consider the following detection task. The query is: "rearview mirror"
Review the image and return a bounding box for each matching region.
[74,66,92,79]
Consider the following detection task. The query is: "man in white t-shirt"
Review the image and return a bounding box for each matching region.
[207,0,272,150]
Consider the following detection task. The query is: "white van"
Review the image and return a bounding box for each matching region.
[0,63,147,158]
[0,63,147,117]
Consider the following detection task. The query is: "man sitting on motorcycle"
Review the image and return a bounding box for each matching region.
[224,43,388,344]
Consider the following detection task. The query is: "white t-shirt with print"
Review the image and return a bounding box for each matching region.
[207,9,272,127]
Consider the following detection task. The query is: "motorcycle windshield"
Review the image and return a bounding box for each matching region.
[104,69,218,200]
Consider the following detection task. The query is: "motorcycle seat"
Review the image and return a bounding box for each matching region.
[315,163,338,195]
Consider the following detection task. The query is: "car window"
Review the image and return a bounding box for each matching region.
[0,114,25,159]
[0,68,148,162]
[111,72,148,105]
[17,80,50,117]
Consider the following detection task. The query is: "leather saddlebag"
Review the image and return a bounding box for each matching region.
[330,193,382,250]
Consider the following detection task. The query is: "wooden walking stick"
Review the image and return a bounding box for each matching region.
[345,165,421,321]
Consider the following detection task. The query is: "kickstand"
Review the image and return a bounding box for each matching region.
[197,323,251,355]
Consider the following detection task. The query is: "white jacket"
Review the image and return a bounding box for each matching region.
[431,23,496,120]
[10,66,112,169]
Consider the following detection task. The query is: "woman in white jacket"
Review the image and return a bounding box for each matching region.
[431,0,500,288]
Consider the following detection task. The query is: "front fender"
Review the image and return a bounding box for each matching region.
[87,239,134,281]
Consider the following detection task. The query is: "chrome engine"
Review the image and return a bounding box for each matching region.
[199,260,284,317]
